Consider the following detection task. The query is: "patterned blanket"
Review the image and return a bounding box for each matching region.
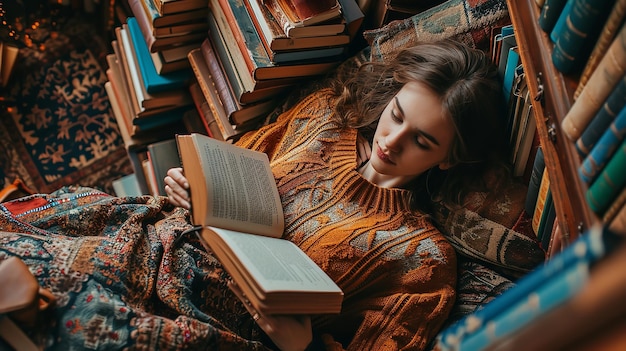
[0,187,273,350]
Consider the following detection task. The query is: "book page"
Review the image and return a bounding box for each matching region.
[178,133,284,237]
[203,227,343,314]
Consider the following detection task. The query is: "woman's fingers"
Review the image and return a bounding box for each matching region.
[164,168,191,209]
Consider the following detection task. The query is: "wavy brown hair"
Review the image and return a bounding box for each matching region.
[330,39,509,210]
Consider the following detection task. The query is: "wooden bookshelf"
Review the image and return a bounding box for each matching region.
[506,0,600,250]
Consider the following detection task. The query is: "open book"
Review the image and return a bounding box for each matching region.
[177,133,343,315]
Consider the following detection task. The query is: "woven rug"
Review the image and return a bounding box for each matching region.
[0,13,132,195]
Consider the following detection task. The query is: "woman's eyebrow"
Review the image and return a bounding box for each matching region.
[394,96,440,146]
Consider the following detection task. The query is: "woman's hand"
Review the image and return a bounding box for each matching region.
[256,313,312,351]
[228,281,312,351]
[164,167,191,209]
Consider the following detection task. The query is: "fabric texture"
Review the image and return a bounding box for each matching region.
[0,14,132,194]
[0,88,457,351]
[363,0,511,62]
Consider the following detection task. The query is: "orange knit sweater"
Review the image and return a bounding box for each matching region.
[236,89,457,351]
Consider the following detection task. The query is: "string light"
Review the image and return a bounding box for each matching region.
[0,0,60,49]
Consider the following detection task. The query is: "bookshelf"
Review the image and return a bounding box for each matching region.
[495,1,626,348]
[506,0,601,249]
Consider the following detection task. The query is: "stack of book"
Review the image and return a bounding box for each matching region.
[106,15,194,140]
[128,0,209,74]
[186,0,363,141]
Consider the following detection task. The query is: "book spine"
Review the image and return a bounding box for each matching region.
[437,225,619,348]
[549,0,574,42]
[551,0,615,74]
[206,12,252,97]
[574,0,626,99]
[538,0,569,33]
[578,104,626,185]
[560,22,626,141]
[532,169,551,235]
[525,147,545,216]
[604,185,626,224]
[189,82,223,140]
[539,192,556,250]
[585,138,626,215]
[127,17,191,94]
[459,261,590,350]
[200,39,240,116]
[187,48,236,140]
[129,0,158,49]
[263,0,294,35]
[576,75,626,157]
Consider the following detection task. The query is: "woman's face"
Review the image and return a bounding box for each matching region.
[363,81,455,188]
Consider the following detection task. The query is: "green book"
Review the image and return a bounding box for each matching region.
[586,137,626,215]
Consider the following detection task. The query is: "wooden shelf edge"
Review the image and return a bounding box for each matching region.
[506,0,599,249]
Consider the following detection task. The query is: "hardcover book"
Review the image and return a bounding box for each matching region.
[188,48,258,141]
[130,0,206,52]
[246,0,348,49]
[575,74,626,157]
[585,137,626,215]
[210,0,340,81]
[551,0,615,74]
[574,0,626,99]
[141,0,210,28]
[119,24,192,114]
[200,38,292,105]
[154,0,208,15]
[578,104,626,186]
[262,0,345,37]
[198,40,280,124]
[437,225,623,350]
[127,17,192,94]
[176,133,344,315]
[264,0,342,29]
[561,22,626,141]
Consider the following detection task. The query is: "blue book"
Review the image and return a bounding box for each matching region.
[459,261,590,350]
[576,74,626,157]
[549,0,575,43]
[126,17,192,94]
[538,0,569,33]
[437,225,622,348]
[586,138,626,215]
[524,147,545,216]
[551,0,615,73]
[579,104,626,185]
[502,46,521,104]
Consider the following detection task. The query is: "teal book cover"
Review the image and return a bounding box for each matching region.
[576,75,626,157]
[579,104,626,185]
[586,137,626,215]
[437,225,622,349]
[127,17,192,94]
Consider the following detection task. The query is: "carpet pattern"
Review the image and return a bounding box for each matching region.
[0,13,132,195]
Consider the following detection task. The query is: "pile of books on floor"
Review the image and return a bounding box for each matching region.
[105,0,209,145]
[188,0,364,141]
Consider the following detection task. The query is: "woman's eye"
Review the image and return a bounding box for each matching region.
[414,136,430,150]
[391,110,402,123]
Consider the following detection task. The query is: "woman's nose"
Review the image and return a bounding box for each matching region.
[385,130,403,152]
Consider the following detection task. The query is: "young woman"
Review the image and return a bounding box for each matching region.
[165,39,507,351]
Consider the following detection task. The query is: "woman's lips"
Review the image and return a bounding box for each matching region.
[376,144,394,164]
